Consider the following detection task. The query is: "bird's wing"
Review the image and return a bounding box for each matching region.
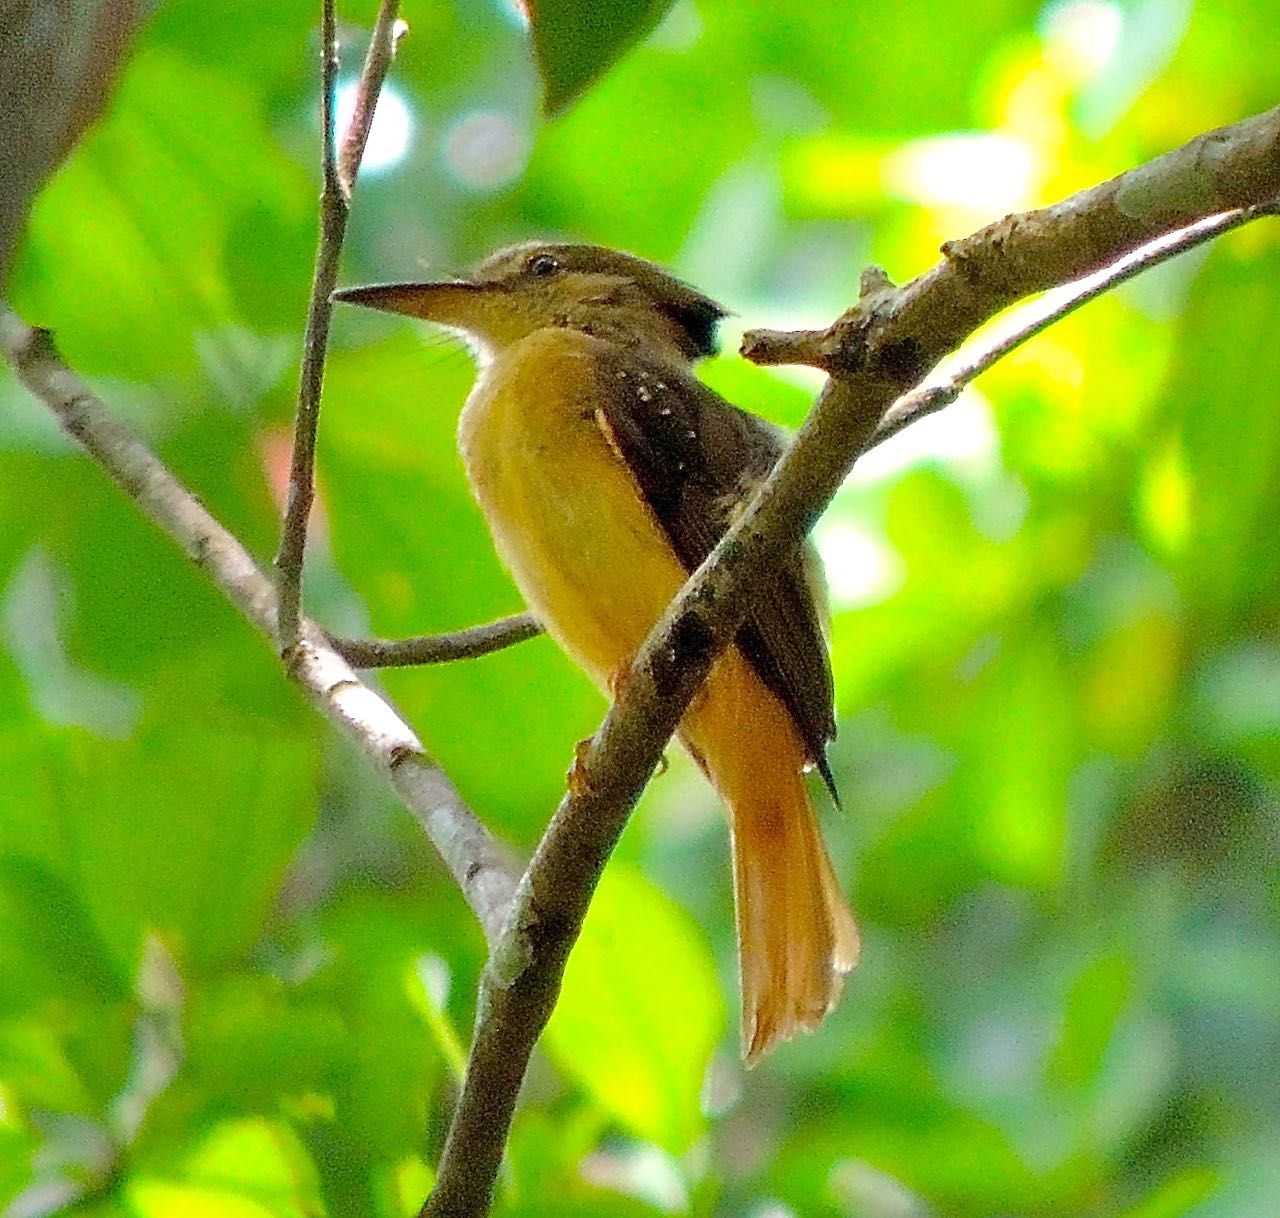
[589,344,838,801]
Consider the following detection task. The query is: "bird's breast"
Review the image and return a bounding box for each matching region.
[457,328,690,688]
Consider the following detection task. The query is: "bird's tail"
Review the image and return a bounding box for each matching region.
[729,760,859,1062]
[683,651,859,1063]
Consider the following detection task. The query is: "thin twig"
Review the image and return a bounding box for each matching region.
[420,108,1280,1218]
[337,1,406,197]
[275,0,403,653]
[275,0,343,652]
[329,613,542,668]
[870,203,1273,447]
[0,309,520,945]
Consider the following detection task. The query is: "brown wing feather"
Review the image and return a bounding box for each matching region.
[589,344,838,802]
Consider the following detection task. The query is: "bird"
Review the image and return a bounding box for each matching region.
[334,242,858,1062]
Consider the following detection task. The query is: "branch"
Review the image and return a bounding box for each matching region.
[742,105,1280,378]
[329,613,542,668]
[421,107,1280,1218]
[274,0,403,652]
[869,202,1274,448]
[337,1,407,196]
[0,309,520,947]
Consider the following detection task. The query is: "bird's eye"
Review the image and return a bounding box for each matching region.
[526,253,560,276]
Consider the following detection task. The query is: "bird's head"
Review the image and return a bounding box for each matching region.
[333,241,727,365]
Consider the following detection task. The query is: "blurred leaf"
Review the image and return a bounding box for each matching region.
[125,1116,324,1218]
[387,1155,434,1218]
[9,47,308,379]
[0,709,316,987]
[768,1053,1042,1215]
[1161,241,1280,620]
[528,0,678,116]
[1049,952,1134,1088]
[404,955,468,1081]
[960,627,1076,890]
[1193,641,1280,780]
[306,891,447,1158]
[697,354,814,430]
[0,1018,97,1115]
[0,1119,36,1211]
[544,864,724,1153]
[1121,1166,1219,1218]
[185,974,348,1112]
[0,855,126,1016]
[505,1107,609,1201]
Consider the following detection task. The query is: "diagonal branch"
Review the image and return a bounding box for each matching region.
[420,108,1280,1218]
[275,0,403,653]
[0,309,520,947]
[867,202,1275,447]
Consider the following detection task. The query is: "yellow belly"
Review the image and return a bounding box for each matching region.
[457,328,689,690]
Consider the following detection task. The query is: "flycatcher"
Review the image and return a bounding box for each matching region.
[335,242,858,1061]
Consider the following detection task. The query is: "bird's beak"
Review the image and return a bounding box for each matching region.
[331,280,490,326]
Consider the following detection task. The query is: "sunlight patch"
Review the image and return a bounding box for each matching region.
[814,519,905,608]
[336,79,413,172]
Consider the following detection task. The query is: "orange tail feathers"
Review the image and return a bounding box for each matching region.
[683,652,859,1064]
[730,769,859,1062]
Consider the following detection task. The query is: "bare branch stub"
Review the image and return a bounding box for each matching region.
[739,326,830,369]
[329,612,542,668]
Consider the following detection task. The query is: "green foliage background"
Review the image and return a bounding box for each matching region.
[2,1,1279,1215]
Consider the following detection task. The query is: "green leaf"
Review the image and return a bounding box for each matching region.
[958,628,1076,890]
[383,1155,434,1218]
[1119,1167,1218,1218]
[528,0,678,115]
[0,713,316,984]
[0,1017,97,1115]
[184,974,348,1113]
[1160,243,1280,619]
[0,857,127,1016]
[125,1116,324,1218]
[306,891,449,1157]
[544,863,724,1153]
[1048,952,1134,1088]
[9,46,308,379]
[0,1119,36,1211]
